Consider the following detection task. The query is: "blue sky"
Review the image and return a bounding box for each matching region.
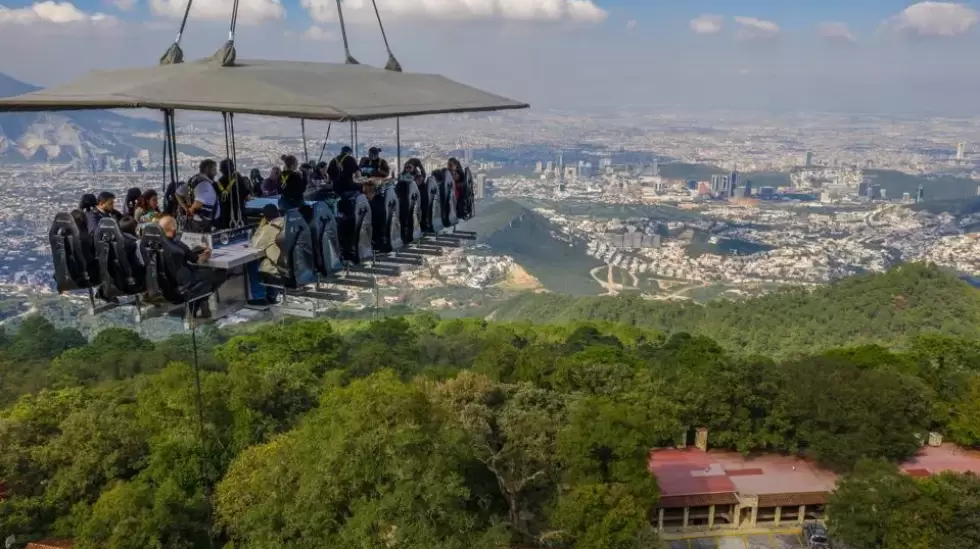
[1,0,979,113]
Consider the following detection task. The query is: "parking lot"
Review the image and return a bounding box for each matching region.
[668,533,808,549]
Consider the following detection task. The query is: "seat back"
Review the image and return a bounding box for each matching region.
[370,182,403,253]
[140,224,184,304]
[312,201,343,275]
[396,177,423,244]
[95,218,145,298]
[423,174,444,233]
[434,168,459,228]
[278,209,316,288]
[48,212,99,292]
[459,167,476,220]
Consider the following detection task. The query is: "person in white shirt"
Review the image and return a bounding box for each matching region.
[179,159,221,232]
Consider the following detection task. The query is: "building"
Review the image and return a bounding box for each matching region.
[710,174,730,196]
[957,142,966,160]
[728,171,739,198]
[916,184,925,203]
[759,186,775,200]
[534,161,543,173]
[475,174,486,200]
[649,436,980,533]
[804,151,814,167]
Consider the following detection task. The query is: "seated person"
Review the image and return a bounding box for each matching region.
[359,146,391,178]
[79,193,97,213]
[261,167,282,197]
[279,155,308,210]
[157,215,226,318]
[118,215,145,271]
[327,145,361,194]
[86,191,119,235]
[134,189,161,224]
[122,188,142,218]
[249,204,286,300]
[249,168,263,192]
[447,157,465,200]
[216,158,251,230]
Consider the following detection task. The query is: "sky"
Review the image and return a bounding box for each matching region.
[1,0,980,115]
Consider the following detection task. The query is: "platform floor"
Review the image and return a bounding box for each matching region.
[668,533,806,549]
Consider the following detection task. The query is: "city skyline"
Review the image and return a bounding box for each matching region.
[1,1,980,114]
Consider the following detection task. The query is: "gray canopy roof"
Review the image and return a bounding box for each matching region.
[0,58,529,121]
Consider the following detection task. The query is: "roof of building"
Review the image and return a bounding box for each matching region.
[25,540,74,549]
[0,58,529,122]
[649,444,980,509]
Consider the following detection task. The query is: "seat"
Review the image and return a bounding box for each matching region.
[95,218,145,298]
[458,167,476,220]
[433,169,459,229]
[370,181,404,253]
[312,200,343,276]
[421,174,444,233]
[48,212,99,293]
[337,192,374,264]
[272,209,316,289]
[396,176,423,245]
[140,224,185,305]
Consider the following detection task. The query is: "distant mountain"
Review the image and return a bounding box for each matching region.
[0,72,211,163]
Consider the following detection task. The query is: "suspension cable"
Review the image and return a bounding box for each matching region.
[162,111,170,193]
[369,0,401,71]
[317,123,333,164]
[176,0,194,44]
[160,0,195,64]
[229,0,241,40]
[301,119,310,164]
[335,0,359,64]
[189,316,215,549]
[229,113,243,227]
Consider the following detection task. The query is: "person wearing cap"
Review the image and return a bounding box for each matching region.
[327,145,362,194]
[359,146,391,178]
[249,204,286,303]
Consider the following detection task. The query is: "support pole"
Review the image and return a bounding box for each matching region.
[396,117,401,174]
[301,119,309,164]
[354,122,359,158]
[350,120,355,150]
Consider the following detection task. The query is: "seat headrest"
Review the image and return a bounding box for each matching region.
[95,217,125,242]
[141,224,167,244]
[50,212,81,237]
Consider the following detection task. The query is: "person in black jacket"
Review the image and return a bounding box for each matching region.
[327,146,361,194]
[359,146,391,178]
[279,155,307,210]
[85,191,121,235]
[216,158,252,229]
[158,215,227,318]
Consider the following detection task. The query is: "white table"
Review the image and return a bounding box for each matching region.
[205,244,265,270]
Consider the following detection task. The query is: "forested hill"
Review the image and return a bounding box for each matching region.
[490,263,980,356]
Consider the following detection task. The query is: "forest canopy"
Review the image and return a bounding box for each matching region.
[1,265,979,549]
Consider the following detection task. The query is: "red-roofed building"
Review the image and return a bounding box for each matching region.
[649,435,980,533]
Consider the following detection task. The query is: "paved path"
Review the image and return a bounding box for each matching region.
[668,532,806,549]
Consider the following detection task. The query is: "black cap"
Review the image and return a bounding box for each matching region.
[369,146,382,154]
[261,204,280,220]
[341,145,353,154]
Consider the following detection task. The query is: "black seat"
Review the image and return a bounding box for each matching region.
[369,181,403,253]
[433,168,459,229]
[458,167,476,220]
[140,224,185,304]
[312,201,343,276]
[421,174,443,233]
[266,209,316,289]
[95,218,145,298]
[48,212,99,293]
[337,192,374,264]
[396,176,423,244]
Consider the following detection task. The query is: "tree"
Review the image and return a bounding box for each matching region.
[433,372,565,542]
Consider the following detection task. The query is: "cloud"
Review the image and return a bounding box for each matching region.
[0,1,115,24]
[689,14,722,35]
[817,21,856,42]
[301,25,336,41]
[626,19,636,30]
[150,0,284,24]
[302,0,607,25]
[109,0,135,11]
[884,1,979,37]
[733,15,780,39]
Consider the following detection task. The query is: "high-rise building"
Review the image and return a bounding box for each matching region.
[710,174,729,196]
[545,161,554,174]
[534,161,543,173]
[729,171,739,198]
[957,142,966,160]
[744,179,753,197]
[475,174,486,200]
[880,188,887,200]
[599,157,612,171]
[804,151,814,167]
[915,185,925,203]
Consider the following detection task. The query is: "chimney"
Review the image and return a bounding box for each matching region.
[695,427,709,452]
